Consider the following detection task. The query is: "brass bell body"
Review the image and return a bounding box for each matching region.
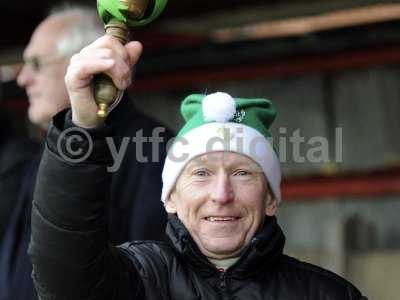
[94,0,151,119]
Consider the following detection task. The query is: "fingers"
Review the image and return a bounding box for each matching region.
[65,55,114,91]
[125,41,143,66]
[66,35,143,93]
[64,35,143,128]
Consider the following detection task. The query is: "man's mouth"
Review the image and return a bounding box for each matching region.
[204,216,241,222]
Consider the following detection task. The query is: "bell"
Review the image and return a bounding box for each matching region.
[94,0,167,119]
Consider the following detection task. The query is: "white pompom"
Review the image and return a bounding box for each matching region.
[202,92,236,123]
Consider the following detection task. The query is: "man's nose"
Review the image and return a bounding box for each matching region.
[17,64,33,88]
[211,172,234,204]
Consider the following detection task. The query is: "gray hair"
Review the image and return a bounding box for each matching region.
[49,4,105,58]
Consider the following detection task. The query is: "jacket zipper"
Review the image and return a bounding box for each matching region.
[219,270,227,290]
[218,270,231,300]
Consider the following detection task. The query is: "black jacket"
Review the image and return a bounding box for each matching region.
[30,110,367,300]
[0,97,172,300]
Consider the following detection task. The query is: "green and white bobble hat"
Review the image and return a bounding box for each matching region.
[161,92,282,203]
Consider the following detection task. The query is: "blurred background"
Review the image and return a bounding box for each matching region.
[1,0,400,299]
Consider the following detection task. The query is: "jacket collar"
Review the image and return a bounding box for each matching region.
[166,214,286,278]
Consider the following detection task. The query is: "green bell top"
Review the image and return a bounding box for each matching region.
[97,0,168,27]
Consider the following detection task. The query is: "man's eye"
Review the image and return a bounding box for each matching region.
[234,170,250,176]
[194,170,209,177]
[32,59,41,71]
[25,57,41,72]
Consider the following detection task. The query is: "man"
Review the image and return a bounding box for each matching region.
[0,5,170,300]
[29,33,367,299]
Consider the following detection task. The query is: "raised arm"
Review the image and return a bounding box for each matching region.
[29,36,144,299]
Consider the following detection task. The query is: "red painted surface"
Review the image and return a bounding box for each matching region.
[135,30,208,49]
[133,45,400,91]
[282,167,400,200]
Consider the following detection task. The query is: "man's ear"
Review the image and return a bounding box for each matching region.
[165,191,178,214]
[265,191,277,216]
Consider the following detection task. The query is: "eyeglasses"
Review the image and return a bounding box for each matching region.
[23,56,65,73]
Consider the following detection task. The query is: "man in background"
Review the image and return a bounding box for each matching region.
[0,4,171,300]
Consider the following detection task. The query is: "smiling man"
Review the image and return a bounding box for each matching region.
[166,151,276,265]
[29,34,366,299]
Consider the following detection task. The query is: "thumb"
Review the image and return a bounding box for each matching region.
[125,41,143,67]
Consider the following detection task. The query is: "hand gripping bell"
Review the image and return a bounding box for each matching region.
[94,0,168,119]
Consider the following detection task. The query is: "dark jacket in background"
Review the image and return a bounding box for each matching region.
[29,109,367,300]
[0,97,172,300]
[0,108,38,238]
[0,150,41,300]
[0,139,38,239]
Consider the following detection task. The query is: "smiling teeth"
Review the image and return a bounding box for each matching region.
[206,217,236,222]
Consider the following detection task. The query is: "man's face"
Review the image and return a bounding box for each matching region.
[17,17,70,130]
[166,152,277,259]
